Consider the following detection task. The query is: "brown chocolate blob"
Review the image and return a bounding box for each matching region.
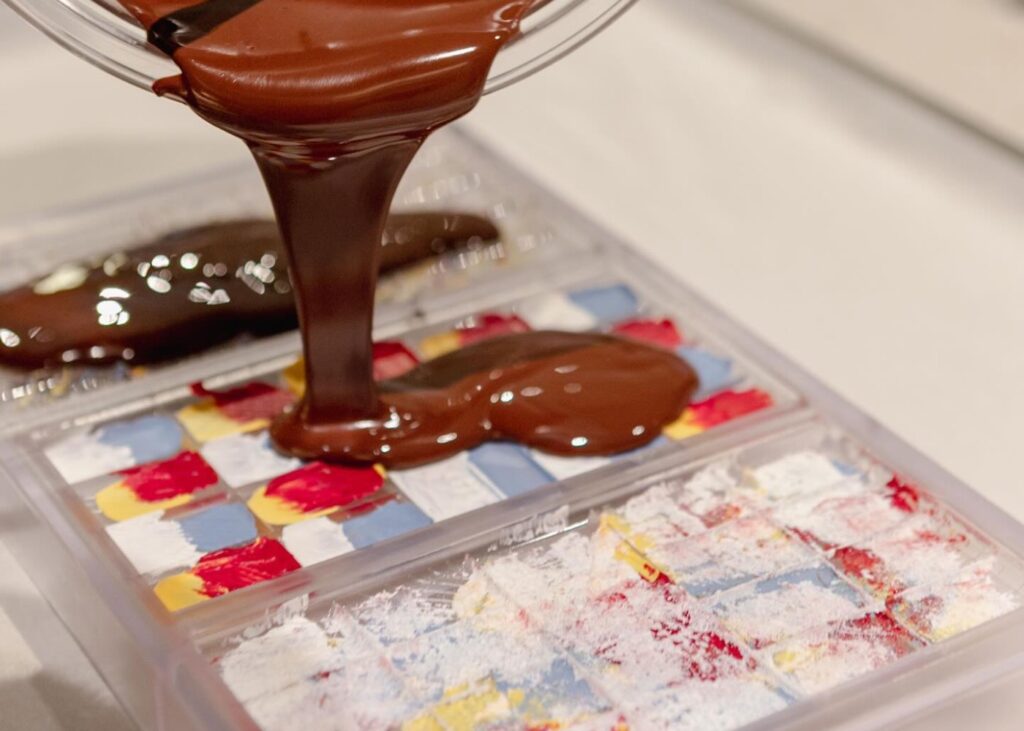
[0,213,498,370]
[115,0,694,465]
[272,331,698,467]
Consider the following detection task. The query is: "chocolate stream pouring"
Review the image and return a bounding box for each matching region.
[107,0,696,465]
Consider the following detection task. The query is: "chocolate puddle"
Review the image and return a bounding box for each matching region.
[275,331,698,467]
[114,0,693,465]
[0,213,498,370]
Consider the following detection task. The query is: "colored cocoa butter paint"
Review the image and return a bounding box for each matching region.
[119,450,218,502]
[264,463,384,513]
[192,537,300,598]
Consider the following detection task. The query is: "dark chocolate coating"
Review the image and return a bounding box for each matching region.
[0,213,498,369]
[272,331,699,468]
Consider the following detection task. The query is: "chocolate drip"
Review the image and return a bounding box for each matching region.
[255,141,421,422]
[0,213,498,370]
[272,331,698,467]
[114,0,692,465]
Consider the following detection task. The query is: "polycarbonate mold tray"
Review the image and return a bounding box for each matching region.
[0,128,1021,731]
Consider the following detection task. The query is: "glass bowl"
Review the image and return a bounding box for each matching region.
[2,0,637,96]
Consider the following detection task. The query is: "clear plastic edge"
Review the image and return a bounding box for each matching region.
[0,439,256,731]
[0,125,1022,731]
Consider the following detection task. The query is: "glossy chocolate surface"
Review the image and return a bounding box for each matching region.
[0,213,498,369]
[272,331,698,467]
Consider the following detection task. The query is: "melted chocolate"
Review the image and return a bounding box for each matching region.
[0,213,498,369]
[273,331,698,467]
[115,0,695,465]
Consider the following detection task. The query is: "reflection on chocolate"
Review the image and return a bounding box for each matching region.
[0,213,498,370]
[116,0,687,465]
[272,331,698,468]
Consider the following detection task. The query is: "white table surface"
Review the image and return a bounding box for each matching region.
[1,1,1022,729]
[736,0,1024,154]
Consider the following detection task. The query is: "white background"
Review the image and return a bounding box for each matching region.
[1,0,1022,728]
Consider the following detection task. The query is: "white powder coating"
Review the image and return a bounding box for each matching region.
[240,595,311,641]
[651,517,814,594]
[748,450,846,500]
[773,479,908,547]
[241,678,353,731]
[451,572,504,620]
[777,636,898,695]
[218,521,787,730]
[484,529,634,649]
[105,510,202,576]
[684,461,738,496]
[219,616,415,730]
[669,460,753,524]
[856,513,975,591]
[483,532,597,624]
[768,620,912,695]
[614,514,696,558]
[530,449,610,481]
[625,677,790,731]
[564,579,747,694]
[516,292,599,331]
[46,432,133,484]
[385,602,559,699]
[497,504,570,547]
[350,581,464,646]
[482,528,753,702]
[219,617,340,704]
[897,557,1019,641]
[214,447,1023,731]
[281,517,354,567]
[714,572,873,648]
[390,452,501,520]
[618,483,707,538]
[250,661,417,731]
[200,433,302,488]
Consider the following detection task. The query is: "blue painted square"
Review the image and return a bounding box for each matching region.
[342,501,432,549]
[676,345,737,399]
[567,284,640,322]
[98,414,184,464]
[468,442,552,498]
[179,502,257,552]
